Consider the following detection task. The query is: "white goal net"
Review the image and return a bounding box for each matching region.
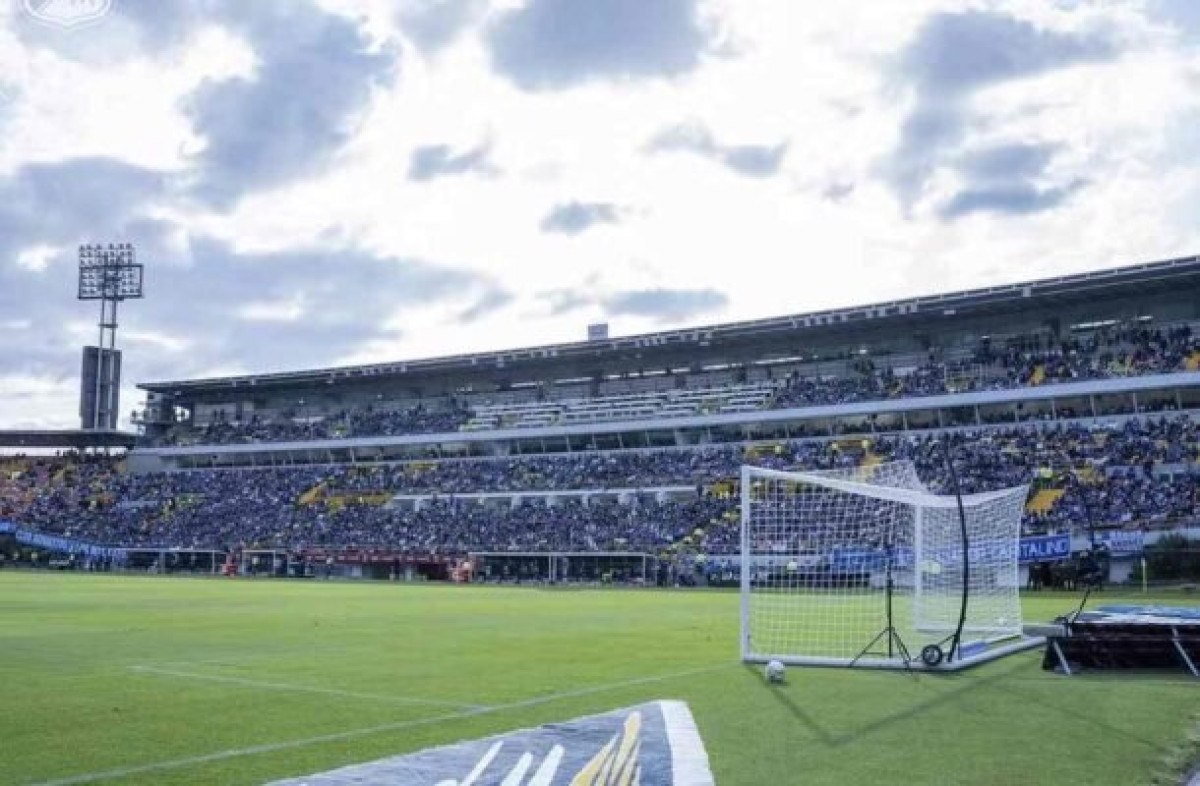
[740,461,1040,670]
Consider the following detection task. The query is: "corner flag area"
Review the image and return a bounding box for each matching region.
[2,573,1197,786]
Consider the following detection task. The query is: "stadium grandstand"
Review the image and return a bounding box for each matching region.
[135,254,1200,462]
[3,255,1200,580]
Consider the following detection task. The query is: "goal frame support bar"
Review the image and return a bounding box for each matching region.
[742,635,1046,671]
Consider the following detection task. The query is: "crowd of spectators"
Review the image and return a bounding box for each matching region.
[772,363,957,407]
[322,415,1199,499]
[7,460,730,555]
[5,414,1199,557]
[13,464,324,550]
[151,324,1200,446]
[984,323,1198,385]
[774,324,1199,408]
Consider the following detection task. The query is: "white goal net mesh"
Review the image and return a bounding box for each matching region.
[740,461,1027,668]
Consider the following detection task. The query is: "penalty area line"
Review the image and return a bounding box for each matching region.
[129,665,486,711]
[30,662,734,786]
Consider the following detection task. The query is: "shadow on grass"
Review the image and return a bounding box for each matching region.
[741,653,1059,749]
[991,676,1173,753]
[742,664,842,746]
[748,650,1182,757]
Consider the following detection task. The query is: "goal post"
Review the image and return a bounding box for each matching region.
[739,461,1043,671]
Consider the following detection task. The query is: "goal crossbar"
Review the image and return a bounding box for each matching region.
[745,465,1020,509]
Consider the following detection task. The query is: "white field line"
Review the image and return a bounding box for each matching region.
[128,665,487,711]
[29,663,734,786]
[149,642,364,669]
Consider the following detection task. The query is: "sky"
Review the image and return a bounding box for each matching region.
[0,0,1197,429]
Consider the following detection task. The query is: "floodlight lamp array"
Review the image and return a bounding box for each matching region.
[78,243,144,300]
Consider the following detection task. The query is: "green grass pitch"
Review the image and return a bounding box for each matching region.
[2,572,1198,786]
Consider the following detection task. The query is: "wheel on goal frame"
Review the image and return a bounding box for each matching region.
[920,644,944,667]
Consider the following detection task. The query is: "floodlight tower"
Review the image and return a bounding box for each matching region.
[77,243,144,431]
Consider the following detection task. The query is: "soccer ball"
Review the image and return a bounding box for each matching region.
[765,660,786,684]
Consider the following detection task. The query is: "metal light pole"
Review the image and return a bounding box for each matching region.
[77,244,143,431]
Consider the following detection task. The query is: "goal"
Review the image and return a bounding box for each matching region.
[739,461,1043,670]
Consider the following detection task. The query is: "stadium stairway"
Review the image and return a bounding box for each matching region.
[742,442,786,461]
[707,479,737,498]
[1026,488,1065,515]
[831,438,871,465]
[0,458,29,475]
[298,482,327,506]
[325,492,392,512]
[405,461,438,476]
[1109,357,1133,375]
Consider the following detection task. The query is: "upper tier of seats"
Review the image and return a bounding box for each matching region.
[462,381,776,431]
[153,322,1200,447]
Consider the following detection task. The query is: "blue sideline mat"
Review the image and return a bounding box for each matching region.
[1087,605,1200,623]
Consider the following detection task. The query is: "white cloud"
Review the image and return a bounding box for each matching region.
[0,373,78,430]
[236,295,307,323]
[0,0,1197,429]
[14,244,58,271]
[122,329,192,353]
[0,26,251,175]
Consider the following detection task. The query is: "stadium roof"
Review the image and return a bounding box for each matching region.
[0,430,137,450]
[140,253,1200,394]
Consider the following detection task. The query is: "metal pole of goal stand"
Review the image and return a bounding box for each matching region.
[849,539,915,674]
